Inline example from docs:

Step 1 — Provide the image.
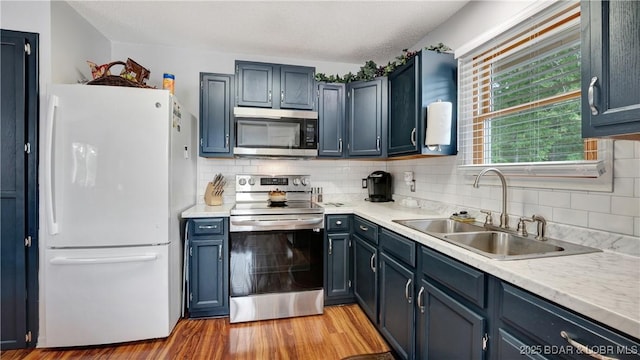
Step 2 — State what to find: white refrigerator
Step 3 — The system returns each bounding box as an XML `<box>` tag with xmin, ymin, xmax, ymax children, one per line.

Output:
<box><xmin>40</xmin><ymin>85</ymin><xmax>196</xmax><ymax>347</ymax></box>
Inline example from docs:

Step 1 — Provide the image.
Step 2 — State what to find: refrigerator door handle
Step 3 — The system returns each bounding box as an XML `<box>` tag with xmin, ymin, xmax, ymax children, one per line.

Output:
<box><xmin>46</xmin><ymin>95</ymin><xmax>60</xmax><ymax>235</ymax></box>
<box><xmin>49</xmin><ymin>254</ymin><xmax>158</xmax><ymax>265</ymax></box>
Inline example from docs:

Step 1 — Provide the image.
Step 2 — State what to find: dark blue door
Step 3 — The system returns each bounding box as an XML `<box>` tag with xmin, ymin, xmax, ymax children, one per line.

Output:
<box><xmin>1</xmin><ymin>30</ymin><xmax>29</xmax><ymax>350</ymax></box>
<box><xmin>347</xmin><ymin>79</ymin><xmax>386</xmax><ymax>157</ymax></box>
<box><xmin>200</xmin><ymin>73</ymin><xmax>234</xmax><ymax>157</ymax></box>
<box><xmin>236</xmin><ymin>63</ymin><xmax>273</xmax><ymax>108</ymax></box>
<box><xmin>318</xmin><ymin>83</ymin><xmax>346</xmax><ymax>157</ymax></box>
<box><xmin>379</xmin><ymin>253</ymin><xmax>415</xmax><ymax>360</ymax></box>
<box><xmin>280</xmin><ymin>65</ymin><xmax>315</xmax><ymax>110</ymax></box>
<box><xmin>353</xmin><ymin>235</ymin><xmax>377</xmax><ymax>323</ymax></box>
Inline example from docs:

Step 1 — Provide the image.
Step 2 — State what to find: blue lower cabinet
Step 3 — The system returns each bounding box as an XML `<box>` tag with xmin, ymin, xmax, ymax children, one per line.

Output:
<box><xmin>353</xmin><ymin>234</ymin><xmax>378</xmax><ymax>323</ymax></box>
<box><xmin>417</xmin><ymin>279</ymin><xmax>487</xmax><ymax>360</ymax></box>
<box><xmin>498</xmin><ymin>282</ymin><xmax>640</xmax><ymax>360</ymax></box>
<box><xmin>379</xmin><ymin>252</ymin><xmax>416</xmax><ymax>360</ymax></box>
<box><xmin>496</xmin><ymin>329</ymin><xmax>550</xmax><ymax>360</ymax></box>
<box><xmin>187</xmin><ymin>218</ymin><xmax>229</xmax><ymax>318</ymax></box>
<box><xmin>324</xmin><ymin>232</ymin><xmax>354</xmax><ymax>304</ymax></box>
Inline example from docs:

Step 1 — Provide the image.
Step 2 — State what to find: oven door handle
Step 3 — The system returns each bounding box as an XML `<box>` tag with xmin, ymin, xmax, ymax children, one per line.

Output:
<box><xmin>231</xmin><ymin>218</ymin><xmax>323</xmax><ymax>227</ymax></box>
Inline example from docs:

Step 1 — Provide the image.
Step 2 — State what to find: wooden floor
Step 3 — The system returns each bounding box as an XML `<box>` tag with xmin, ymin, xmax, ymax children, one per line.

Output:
<box><xmin>1</xmin><ymin>304</ymin><xmax>390</xmax><ymax>360</ymax></box>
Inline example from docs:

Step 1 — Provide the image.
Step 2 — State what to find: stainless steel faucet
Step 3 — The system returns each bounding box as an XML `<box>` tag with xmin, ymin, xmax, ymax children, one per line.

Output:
<box><xmin>473</xmin><ymin>168</ymin><xmax>509</xmax><ymax>229</ymax></box>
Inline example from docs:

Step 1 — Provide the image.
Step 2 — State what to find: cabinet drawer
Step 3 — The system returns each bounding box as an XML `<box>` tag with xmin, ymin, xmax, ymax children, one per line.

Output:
<box><xmin>380</xmin><ymin>228</ymin><xmax>415</xmax><ymax>267</ymax></box>
<box><xmin>326</xmin><ymin>215</ymin><xmax>351</xmax><ymax>232</ymax></box>
<box><xmin>353</xmin><ymin>216</ymin><xmax>378</xmax><ymax>244</ymax></box>
<box><xmin>420</xmin><ymin>246</ymin><xmax>485</xmax><ymax>308</ymax></box>
<box><xmin>500</xmin><ymin>282</ymin><xmax>640</xmax><ymax>359</ymax></box>
<box><xmin>190</xmin><ymin>218</ymin><xmax>225</xmax><ymax>236</ymax></box>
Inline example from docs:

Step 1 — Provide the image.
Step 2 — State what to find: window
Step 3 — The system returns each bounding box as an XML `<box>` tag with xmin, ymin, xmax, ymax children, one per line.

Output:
<box><xmin>457</xmin><ymin>1</ymin><xmax>609</xmax><ymax>182</ymax></box>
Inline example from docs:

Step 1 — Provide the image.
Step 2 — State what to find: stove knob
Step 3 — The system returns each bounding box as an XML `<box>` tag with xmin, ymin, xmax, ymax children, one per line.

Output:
<box><xmin>292</xmin><ymin>178</ymin><xmax>300</xmax><ymax>186</ymax></box>
<box><xmin>248</xmin><ymin>178</ymin><xmax>255</xmax><ymax>186</ymax></box>
<box><xmin>300</xmin><ymin>177</ymin><xmax>309</xmax><ymax>186</ymax></box>
<box><xmin>238</xmin><ymin>178</ymin><xmax>247</xmax><ymax>186</ymax></box>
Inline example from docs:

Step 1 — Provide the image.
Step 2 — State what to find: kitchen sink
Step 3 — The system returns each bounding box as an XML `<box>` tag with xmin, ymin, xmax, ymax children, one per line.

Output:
<box><xmin>393</xmin><ymin>218</ymin><xmax>484</xmax><ymax>234</ymax></box>
<box><xmin>393</xmin><ymin>219</ymin><xmax>601</xmax><ymax>260</ymax></box>
<box><xmin>442</xmin><ymin>231</ymin><xmax>563</xmax><ymax>259</ymax></box>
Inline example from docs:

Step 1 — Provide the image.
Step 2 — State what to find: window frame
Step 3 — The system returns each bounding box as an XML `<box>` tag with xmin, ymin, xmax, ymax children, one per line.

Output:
<box><xmin>455</xmin><ymin>0</ymin><xmax>612</xmax><ymax>192</ymax></box>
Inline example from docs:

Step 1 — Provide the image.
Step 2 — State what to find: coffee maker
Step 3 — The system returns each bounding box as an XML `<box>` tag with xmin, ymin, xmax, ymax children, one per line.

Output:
<box><xmin>366</xmin><ymin>171</ymin><xmax>393</xmax><ymax>202</ymax></box>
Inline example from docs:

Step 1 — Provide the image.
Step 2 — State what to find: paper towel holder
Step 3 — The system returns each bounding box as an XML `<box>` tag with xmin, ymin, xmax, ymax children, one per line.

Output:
<box><xmin>425</xmin><ymin>99</ymin><xmax>450</xmax><ymax>152</ymax></box>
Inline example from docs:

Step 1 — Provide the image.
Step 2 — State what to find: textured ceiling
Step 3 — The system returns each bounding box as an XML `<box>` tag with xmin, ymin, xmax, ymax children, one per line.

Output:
<box><xmin>67</xmin><ymin>1</ymin><xmax>469</xmax><ymax>65</ymax></box>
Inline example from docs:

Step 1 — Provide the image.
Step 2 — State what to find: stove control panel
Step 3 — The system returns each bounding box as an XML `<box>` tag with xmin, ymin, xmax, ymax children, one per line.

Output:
<box><xmin>236</xmin><ymin>174</ymin><xmax>311</xmax><ymax>193</ymax></box>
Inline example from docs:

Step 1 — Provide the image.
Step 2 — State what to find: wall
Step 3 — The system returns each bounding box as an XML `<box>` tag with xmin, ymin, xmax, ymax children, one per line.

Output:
<box><xmin>51</xmin><ymin>1</ymin><xmax>111</xmax><ymax>83</ymax></box>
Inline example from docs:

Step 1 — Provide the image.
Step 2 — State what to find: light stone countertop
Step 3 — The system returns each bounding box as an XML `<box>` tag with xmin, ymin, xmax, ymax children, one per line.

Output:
<box><xmin>181</xmin><ymin>200</ymin><xmax>640</xmax><ymax>339</ymax></box>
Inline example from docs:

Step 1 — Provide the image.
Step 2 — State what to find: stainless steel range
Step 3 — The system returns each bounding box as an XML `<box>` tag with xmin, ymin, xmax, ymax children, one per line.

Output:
<box><xmin>229</xmin><ymin>174</ymin><xmax>324</xmax><ymax>323</ymax></box>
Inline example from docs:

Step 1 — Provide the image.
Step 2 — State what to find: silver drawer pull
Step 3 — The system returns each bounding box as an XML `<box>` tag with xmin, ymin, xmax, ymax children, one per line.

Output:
<box><xmin>359</xmin><ymin>225</ymin><xmax>368</xmax><ymax>231</ymax></box>
<box><xmin>404</xmin><ymin>278</ymin><xmax>413</xmax><ymax>304</ymax></box>
<box><xmin>199</xmin><ymin>225</ymin><xmax>218</xmax><ymax>230</ymax></box>
<box><xmin>560</xmin><ymin>331</ymin><xmax>619</xmax><ymax>360</ymax></box>
<box><xmin>417</xmin><ymin>286</ymin><xmax>425</xmax><ymax>313</ymax></box>
<box><xmin>335</xmin><ymin>220</ymin><xmax>342</xmax><ymax>225</ymax></box>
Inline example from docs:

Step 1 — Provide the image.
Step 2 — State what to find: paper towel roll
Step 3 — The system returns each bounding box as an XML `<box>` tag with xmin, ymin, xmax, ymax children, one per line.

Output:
<box><xmin>425</xmin><ymin>101</ymin><xmax>452</xmax><ymax>146</ymax></box>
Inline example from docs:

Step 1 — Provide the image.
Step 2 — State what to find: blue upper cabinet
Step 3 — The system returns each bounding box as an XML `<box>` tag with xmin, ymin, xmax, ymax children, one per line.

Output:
<box><xmin>581</xmin><ymin>0</ymin><xmax>640</xmax><ymax>139</ymax></box>
<box><xmin>347</xmin><ymin>78</ymin><xmax>388</xmax><ymax>158</ymax></box>
<box><xmin>388</xmin><ymin>56</ymin><xmax>420</xmax><ymax>156</ymax></box>
<box><xmin>199</xmin><ymin>73</ymin><xmax>234</xmax><ymax>157</ymax></box>
<box><xmin>236</xmin><ymin>62</ymin><xmax>273</xmax><ymax>108</ymax></box>
<box><xmin>318</xmin><ymin>83</ymin><xmax>346</xmax><ymax>157</ymax></box>
<box><xmin>235</xmin><ymin>61</ymin><xmax>315</xmax><ymax>110</ymax></box>
<box><xmin>388</xmin><ymin>51</ymin><xmax>458</xmax><ymax>157</ymax></box>
<box><xmin>280</xmin><ymin>65</ymin><xmax>315</xmax><ymax>110</ymax></box>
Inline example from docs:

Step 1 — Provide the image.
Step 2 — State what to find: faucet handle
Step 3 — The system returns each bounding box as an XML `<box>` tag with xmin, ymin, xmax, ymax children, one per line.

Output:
<box><xmin>517</xmin><ymin>217</ymin><xmax>534</xmax><ymax>237</ymax></box>
<box><xmin>532</xmin><ymin>214</ymin><xmax>547</xmax><ymax>241</ymax></box>
<box><xmin>480</xmin><ymin>209</ymin><xmax>493</xmax><ymax>226</ymax></box>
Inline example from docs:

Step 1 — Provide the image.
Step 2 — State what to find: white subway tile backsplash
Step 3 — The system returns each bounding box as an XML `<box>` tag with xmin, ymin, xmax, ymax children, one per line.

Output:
<box><xmin>195</xmin><ymin>139</ymin><xmax>638</xmax><ymax>241</ymax></box>
<box><xmin>613</xmin><ymin>158</ymin><xmax>640</xmax><ymax>178</ymax></box>
<box><xmin>613</xmin><ymin>177</ymin><xmax>635</xmax><ymax>197</ymax></box>
<box><xmin>588</xmin><ymin>212</ymin><xmax>634</xmax><ymax>235</ymax></box>
<box><xmin>552</xmin><ymin>208</ymin><xmax>589</xmax><ymax>227</ymax></box>
<box><xmin>571</xmin><ymin>193</ymin><xmax>612</xmax><ymax>213</ymax></box>
<box><xmin>539</xmin><ymin>190</ymin><xmax>571</xmax><ymax>208</ymax></box>
<box><xmin>614</xmin><ymin>140</ymin><xmax>636</xmax><ymax>159</ymax></box>
<box><xmin>611</xmin><ymin>197</ymin><xmax>640</xmax><ymax>217</ymax></box>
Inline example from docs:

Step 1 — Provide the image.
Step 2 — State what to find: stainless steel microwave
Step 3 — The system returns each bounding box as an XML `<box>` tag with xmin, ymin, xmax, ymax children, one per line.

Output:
<box><xmin>233</xmin><ymin>107</ymin><xmax>318</xmax><ymax>157</ymax></box>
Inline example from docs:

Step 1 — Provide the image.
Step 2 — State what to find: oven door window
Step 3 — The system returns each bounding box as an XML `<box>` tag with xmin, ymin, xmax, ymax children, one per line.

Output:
<box><xmin>230</xmin><ymin>229</ymin><xmax>323</xmax><ymax>297</ymax></box>
<box><xmin>236</xmin><ymin>120</ymin><xmax>301</xmax><ymax>148</ymax></box>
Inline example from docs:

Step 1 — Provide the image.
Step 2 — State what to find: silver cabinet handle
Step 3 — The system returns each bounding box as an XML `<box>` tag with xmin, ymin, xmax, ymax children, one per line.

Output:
<box><xmin>404</xmin><ymin>278</ymin><xmax>413</xmax><ymax>304</ymax></box>
<box><xmin>370</xmin><ymin>253</ymin><xmax>376</xmax><ymax>273</ymax></box>
<box><xmin>560</xmin><ymin>331</ymin><xmax>618</xmax><ymax>360</ymax></box>
<box><xmin>588</xmin><ymin>76</ymin><xmax>599</xmax><ymax>115</ymax></box>
<box><xmin>376</xmin><ymin>136</ymin><xmax>381</xmax><ymax>151</ymax></box>
<box><xmin>338</xmin><ymin>138</ymin><xmax>343</xmax><ymax>153</ymax></box>
<box><xmin>328</xmin><ymin>238</ymin><xmax>333</xmax><ymax>255</ymax></box>
<box><xmin>218</xmin><ymin>245</ymin><xmax>222</xmax><ymax>261</ymax></box>
<box><xmin>198</xmin><ymin>225</ymin><xmax>218</xmax><ymax>230</ymax></box>
<box><xmin>417</xmin><ymin>286</ymin><xmax>425</xmax><ymax>313</ymax></box>
<box><xmin>268</xmin><ymin>90</ymin><xmax>272</xmax><ymax>102</ymax></box>
<box><xmin>359</xmin><ymin>225</ymin><xmax>368</xmax><ymax>231</ymax></box>
<box><xmin>410</xmin><ymin>128</ymin><xmax>417</xmax><ymax>146</ymax></box>
<box><xmin>225</xmin><ymin>134</ymin><xmax>229</xmax><ymax>148</ymax></box>
<box><xmin>281</xmin><ymin>90</ymin><xmax>284</xmax><ymax>102</ymax></box>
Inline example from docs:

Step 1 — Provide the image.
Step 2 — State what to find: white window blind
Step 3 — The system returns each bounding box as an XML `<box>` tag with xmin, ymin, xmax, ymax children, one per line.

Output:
<box><xmin>457</xmin><ymin>1</ymin><xmax>607</xmax><ymax>178</ymax></box>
